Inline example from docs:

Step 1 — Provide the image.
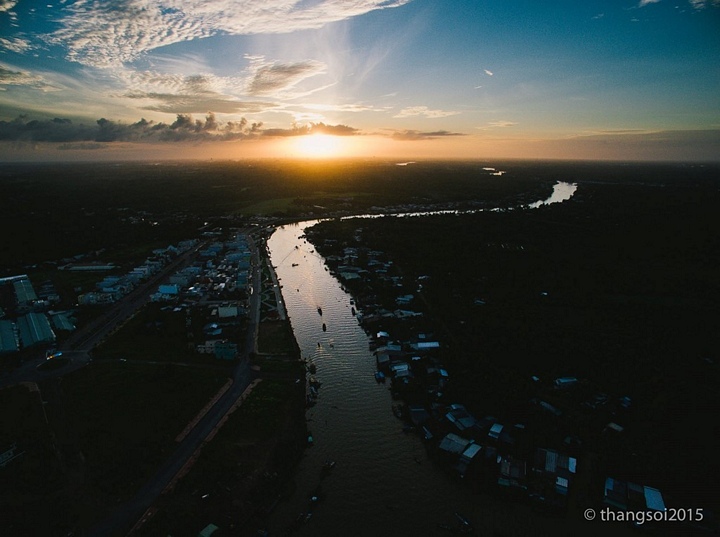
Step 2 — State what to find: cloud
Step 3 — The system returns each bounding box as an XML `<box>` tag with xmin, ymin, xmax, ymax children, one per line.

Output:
<box><xmin>299</xmin><ymin>102</ymin><xmax>390</xmax><ymax>113</ymax></box>
<box><xmin>390</xmin><ymin>129</ymin><xmax>466</xmax><ymax>141</ymax></box>
<box><xmin>485</xmin><ymin>120</ymin><xmax>517</xmax><ymax>128</ymax></box>
<box><xmin>688</xmin><ymin>0</ymin><xmax>720</xmax><ymax>8</ymax></box>
<box><xmin>0</xmin><ymin>0</ymin><xmax>18</xmax><ymax>12</ymax></box>
<box><xmin>0</xmin><ymin>65</ymin><xmax>58</xmax><ymax>92</ymax></box>
<box><xmin>262</xmin><ymin>122</ymin><xmax>359</xmax><ymax>137</ymax></box>
<box><xmin>57</xmin><ymin>142</ymin><xmax>107</xmax><ymax>151</ymax></box>
<box><xmin>125</xmin><ymin>91</ymin><xmax>277</xmax><ymax>114</ymax></box>
<box><xmin>0</xmin><ymin>113</ymin><xmax>263</xmax><ymax>143</ymax></box>
<box><xmin>638</xmin><ymin>0</ymin><xmax>661</xmax><ymax>6</ymax></box>
<box><xmin>393</xmin><ymin>106</ymin><xmax>459</xmax><ymax>119</ymax></box>
<box><xmin>483</xmin><ymin>69</ymin><xmax>493</xmax><ymax>76</ymax></box>
<box><xmin>592</xmin><ymin>13</ymin><xmax>604</xmax><ymax>19</ymax></box>
<box><xmin>245</xmin><ymin>56</ymin><xmax>326</xmax><ymax>97</ymax></box>
<box><xmin>45</xmin><ymin>1</ymin><xmax>412</xmax><ymax>69</ymax></box>
<box><xmin>0</xmin><ymin>37</ymin><xmax>32</xmax><ymax>53</ymax></box>
<box><xmin>537</xmin><ymin>129</ymin><xmax>720</xmax><ymax>161</ymax></box>
<box><xmin>0</xmin><ymin>114</ymin><xmax>360</xmax><ymax>144</ymax></box>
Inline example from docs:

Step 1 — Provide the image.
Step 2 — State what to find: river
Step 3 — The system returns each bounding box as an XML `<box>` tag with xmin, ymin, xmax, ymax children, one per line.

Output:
<box><xmin>265</xmin><ymin>182</ymin><xmax>577</xmax><ymax>536</ymax></box>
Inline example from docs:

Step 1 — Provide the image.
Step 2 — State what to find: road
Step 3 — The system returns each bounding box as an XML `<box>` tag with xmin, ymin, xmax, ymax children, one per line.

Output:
<box><xmin>88</xmin><ymin>231</ymin><xmax>264</xmax><ymax>537</ymax></box>
<box><xmin>0</xmin><ymin>240</ymin><xmax>207</xmax><ymax>391</ymax></box>
<box><xmin>1</xmin><ymin>229</ymin><xmax>266</xmax><ymax>536</ymax></box>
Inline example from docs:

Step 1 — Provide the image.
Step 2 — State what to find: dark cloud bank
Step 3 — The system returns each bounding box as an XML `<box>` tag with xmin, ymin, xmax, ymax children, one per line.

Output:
<box><xmin>0</xmin><ymin>114</ymin><xmax>359</xmax><ymax>148</ymax></box>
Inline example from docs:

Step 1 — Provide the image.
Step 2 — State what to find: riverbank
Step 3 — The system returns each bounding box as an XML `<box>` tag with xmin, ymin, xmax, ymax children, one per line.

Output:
<box><xmin>302</xmin><ymin>174</ymin><xmax>719</xmax><ymax>530</ymax></box>
<box><xmin>129</xmin><ymin>232</ymin><xmax>309</xmax><ymax>536</ymax></box>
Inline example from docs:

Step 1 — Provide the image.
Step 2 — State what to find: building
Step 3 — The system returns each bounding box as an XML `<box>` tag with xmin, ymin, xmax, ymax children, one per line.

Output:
<box><xmin>0</xmin><ymin>320</ymin><xmax>19</xmax><ymax>354</ymax></box>
<box><xmin>533</xmin><ymin>448</ymin><xmax>578</xmax><ymax>498</ymax></box>
<box><xmin>214</xmin><ymin>341</ymin><xmax>238</xmax><ymax>361</ymax></box>
<box><xmin>17</xmin><ymin>312</ymin><xmax>56</xmax><ymax>347</ymax></box>
<box><xmin>13</xmin><ymin>277</ymin><xmax>37</xmax><ymax>307</ymax></box>
<box><xmin>604</xmin><ymin>478</ymin><xmax>666</xmax><ymax>512</ymax></box>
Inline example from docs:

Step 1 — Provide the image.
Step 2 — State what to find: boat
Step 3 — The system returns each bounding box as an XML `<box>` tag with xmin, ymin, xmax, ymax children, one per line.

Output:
<box><xmin>322</xmin><ymin>323</ymin><xmax>327</xmax><ymax>332</ymax></box>
<box><xmin>351</xmin><ymin>307</ymin><xmax>356</xmax><ymax>316</ymax></box>
<box><xmin>292</xmin><ymin>263</ymin><xmax>299</xmax><ymax>267</ymax></box>
<box><xmin>374</xmin><ymin>371</ymin><xmax>385</xmax><ymax>383</ymax></box>
<box><xmin>454</xmin><ymin>512</ymin><xmax>474</xmax><ymax>533</ymax></box>
<box><xmin>317</xmin><ymin>306</ymin><xmax>322</xmax><ymax>316</ymax></box>
<box><xmin>309</xmin><ymin>376</ymin><xmax>321</xmax><ymax>387</ymax></box>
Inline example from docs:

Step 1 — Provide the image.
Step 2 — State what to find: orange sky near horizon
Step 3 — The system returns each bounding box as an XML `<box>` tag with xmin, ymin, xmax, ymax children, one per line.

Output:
<box><xmin>3</xmin><ymin>130</ymin><xmax>718</xmax><ymax>163</ymax></box>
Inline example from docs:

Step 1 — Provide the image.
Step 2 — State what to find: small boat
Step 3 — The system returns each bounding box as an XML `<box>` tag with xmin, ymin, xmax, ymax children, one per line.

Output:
<box><xmin>307</xmin><ymin>433</ymin><xmax>314</xmax><ymax>445</ymax></box>
<box><xmin>374</xmin><ymin>371</ymin><xmax>385</xmax><ymax>383</ymax></box>
<box><xmin>322</xmin><ymin>323</ymin><xmax>327</xmax><ymax>332</ymax></box>
<box><xmin>309</xmin><ymin>376</ymin><xmax>321</xmax><ymax>387</ymax></box>
<box><xmin>351</xmin><ymin>307</ymin><xmax>356</xmax><ymax>316</ymax></box>
<box><xmin>307</xmin><ymin>362</ymin><xmax>317</xmax><ymax>374</ymax></box>
<box><xmin>292</xmin><ymin>263</ymin><xmax>299</xmax><ymax>267</ymax></box>
<box><xmin>455</xmin><ymin>512</ymin><xmax>474</xmax><ymax>533</ymax></box>
<box><xmin>317</xmin><ymin>306</ymin><xmax>322</xmax><ymax>316</ymax></box>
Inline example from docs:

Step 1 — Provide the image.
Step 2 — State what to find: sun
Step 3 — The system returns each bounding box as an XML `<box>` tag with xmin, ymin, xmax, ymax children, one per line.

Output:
<box><xmin>292</xmin><ymin>133</ymin><xmax>342</xmax><ymax>158</ymax></box>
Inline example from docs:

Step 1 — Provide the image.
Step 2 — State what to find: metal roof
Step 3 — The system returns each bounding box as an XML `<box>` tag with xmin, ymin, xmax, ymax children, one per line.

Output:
<box><xmin>13</xmin><ymin>278</ymin><xmax>37</xmax><ymax>304</ymax></box>
<box><xmin>0</xmin><ymin>320</ymin><xmax>19</xmax><ymax>353</ymax></box>
<box><xmin>439</xmin><ymin>433</ymin><xmax>471</xmax><ymax>455</ymax></box>
<box><xmin>17</xmin><ymin>313</ymin><xmax>56</xmax><ymax>347</ymax></box>
<box><xmin>644</xmin><ymin>487</ymin><xmax>666</xmax><ymax>511</ymax></box>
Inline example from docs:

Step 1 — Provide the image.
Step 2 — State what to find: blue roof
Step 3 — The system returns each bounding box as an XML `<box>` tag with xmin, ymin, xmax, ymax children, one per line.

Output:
<box><xmin>0</xmin><ymin>320</ymin><xmax>19</xmax><ymax>353</ymax></box>
<box><xmin>17</xmin><ymin>313</ymin><xmax>56</xmax><ymax>347</ymax></box>
<box><xmin>644</xmin><ymin>487</ymin><xmax>666</xmax><ymax>511</ymax></box>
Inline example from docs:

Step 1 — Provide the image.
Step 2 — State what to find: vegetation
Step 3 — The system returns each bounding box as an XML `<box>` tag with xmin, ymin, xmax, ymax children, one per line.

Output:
<box><xmin>43</xmin><ymin>361</ymin><xmax>228</xmax><ymax>530</ymax></box>
<box><xmin>307</xmin><ymin>162</ymin><xmax>720</xmax><ymax>512</ymax></box>
<box><xmin>136</xmin><ymin>379</ymin><xmax>306</xmax><ymax>537</ymax></box>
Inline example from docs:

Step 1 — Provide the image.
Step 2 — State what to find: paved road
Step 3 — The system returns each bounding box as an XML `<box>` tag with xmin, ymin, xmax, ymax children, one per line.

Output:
<box><xmin>0</xmin><ymin>241</ymin><xmax>207</xmax><ymax>391</ymax></box>
<box><xmin>88</xmin><ymin>231</ymin><xmax>264</xmax><ymax>537</ymax></box>
<box><xmin>1</xmin><ymin>230</ymin><xmax>266</xmax><ymax>536</ymax></box>
<box><xmin>88</xmin><ymin>358</ymin><xmax>255</xmax><ymax>537</ymax></box>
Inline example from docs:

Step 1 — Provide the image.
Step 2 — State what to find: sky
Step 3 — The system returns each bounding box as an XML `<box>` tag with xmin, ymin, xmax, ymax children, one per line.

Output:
<box><xmin>1</xmin><ymin>0</ymin><xmax>719</xmax><ymax>161</ymax></box>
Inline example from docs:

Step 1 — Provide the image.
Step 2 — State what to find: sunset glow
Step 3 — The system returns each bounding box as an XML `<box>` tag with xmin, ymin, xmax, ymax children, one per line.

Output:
<box><xmin>0</xmin><ymin>1</ymin><xmax>718</xmax><ymax>161</ymax></box>
<box><xmin>292</xmin><ymin>134</ymin><xmax>344</xmax><ymax>159</ymax></box>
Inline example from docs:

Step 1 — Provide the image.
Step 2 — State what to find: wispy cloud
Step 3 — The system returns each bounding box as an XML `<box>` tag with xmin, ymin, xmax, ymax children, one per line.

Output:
<box><xmin>298</xmin><ymin>102</ymin><xmax>390</xmax><ymax>113</ymax></box>
<box><xmin>688</xmin><ymin>0</ymin><xmax>720</xmax><ymax>8</ymax></box>
<box><xmin>390</xmin><ymin>129</ymin><xmax>465</xmax><ymax>141</ymax></box>
<box><xmin>485</xmin><ymin>120</ymin><xmax>518</xmax><ymax>128</ymax></box>
<box><xmin>638</xmin><ymin>0</ymin><xmax>661</xmax><ymax>7</ymax></box>
<box><xmin>262</xmin><ymin>122</ymin><xmax>358</xmax><ymax>137</ymax></box>
<box><xmin>44</xmin><ymin>1</ymin><xmax>413</xmax><ymax>69</ymax></box>
<box><xmin>0</xmin><ymin>64</ymin><xmax>58</xmax><ymax>92</ymax></box>
<box><xmin>124</xmin><ymin>92</ymin><xmax>277</xmax><ymax>114</ymax></box>
<box><xmin>483</xmin><ymin>69</ymin><xmax>493</xmax><ymax>76</ymax></box>
<box><xmin>245</xmin><ymin>56</ymin><xmax>326</xmax><ymax>97</ymax></box>
<box><xmin>393</xmin><ymin>106</ymin><xmax>459</xmax><ymax>119</ymax></box>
